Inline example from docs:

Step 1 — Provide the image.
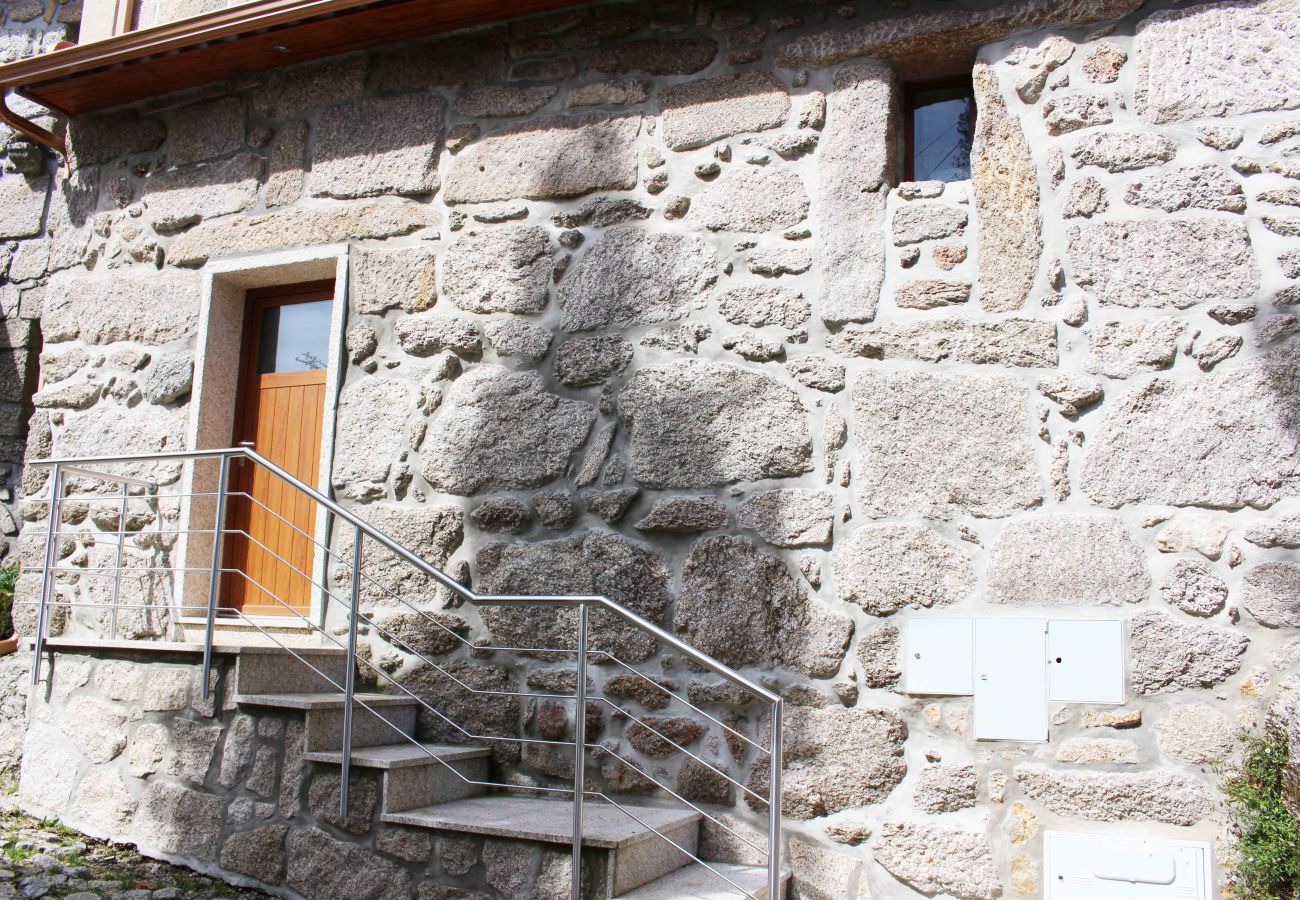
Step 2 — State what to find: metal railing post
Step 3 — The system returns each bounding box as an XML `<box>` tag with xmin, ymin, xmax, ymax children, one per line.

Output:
<box><xmin>108</xmin><ymin>481</ymin><xmax>127</xmax><ymax>641</ymax></box>
<box><xmin>571</xmin><ymin>601</ymin><xmax>588</xmax><ymax>900</ymax></box>
<box><xmin>201</xmin><ymin>455</ymin><xmax>230</xmax><ymax>699</ymax></box>
<box><xmin>31</xmin><ymin>464</ymin><xmax>62</xmax><ymax>687</ymax></box>
<box><xmin>768</xmin><ymin>698</ymin><xmax>783</xmax><ymax>900</ymax></box>
<box><xmin>340</xmin><ymin>524</ymin><xmax>362</xmax><ymax>819</ymax></box>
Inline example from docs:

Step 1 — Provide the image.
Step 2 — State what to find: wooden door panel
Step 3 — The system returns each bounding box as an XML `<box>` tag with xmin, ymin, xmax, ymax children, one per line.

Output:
<box><xmin>223</xmin><ymin>286</ymin><xmax>332</xmax><ymax>618</ymax></box>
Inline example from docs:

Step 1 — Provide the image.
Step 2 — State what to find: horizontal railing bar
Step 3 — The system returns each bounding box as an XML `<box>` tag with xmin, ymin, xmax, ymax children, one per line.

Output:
<box><xmin>34</xmin><ymin>448</ymin><xmax>242</xmax><ymax>467</ymax></box>
<box><xmin>57</xmin><ymin>465</ymin><xmax>158</xmax><ymax>488</ymax></box>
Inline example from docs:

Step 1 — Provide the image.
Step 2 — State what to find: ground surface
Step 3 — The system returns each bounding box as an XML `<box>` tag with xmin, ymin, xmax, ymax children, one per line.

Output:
<box><xmin>0</xmin><ymin>802</ymin><xmax>268</xmax><ymax>899</ymax></box>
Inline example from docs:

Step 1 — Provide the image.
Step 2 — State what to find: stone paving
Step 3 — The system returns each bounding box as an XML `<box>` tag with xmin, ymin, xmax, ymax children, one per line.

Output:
<box><xmin>0</xmin><ymin>802</ymin><xmax>266</xmax><ymax>900</ymax></box>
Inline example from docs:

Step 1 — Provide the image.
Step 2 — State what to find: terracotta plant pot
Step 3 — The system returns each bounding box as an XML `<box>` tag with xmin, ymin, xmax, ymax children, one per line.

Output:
<box><xmin>0</xmin><ymin>636</ymin><xmax>18</xmax><ymax>657</ymax></box>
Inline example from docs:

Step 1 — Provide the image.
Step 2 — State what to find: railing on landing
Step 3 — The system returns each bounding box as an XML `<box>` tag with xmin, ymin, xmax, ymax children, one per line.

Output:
<box><xmin>22</xmin><ymin>447</ymin><xmax>784</xmax><ymax>900</ymax></box>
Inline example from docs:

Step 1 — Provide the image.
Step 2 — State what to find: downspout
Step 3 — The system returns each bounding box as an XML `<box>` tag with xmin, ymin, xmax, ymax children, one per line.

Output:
<box><xmin>0</xmin><ymin>88</ymin><xmax>66</xmax><ymax>158</ymax></box>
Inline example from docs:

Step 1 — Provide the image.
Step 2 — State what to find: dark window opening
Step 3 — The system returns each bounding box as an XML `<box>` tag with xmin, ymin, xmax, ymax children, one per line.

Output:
<box><xmin>904</xmin><ymin>78</ymin><xmax>976</xmax><ymax>182</ymax></box>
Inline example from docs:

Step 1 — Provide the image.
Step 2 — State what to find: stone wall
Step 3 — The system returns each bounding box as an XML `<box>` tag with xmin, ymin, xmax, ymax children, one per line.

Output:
<box><xmin>10</xmin><ymin>0</ymin><xmax>1300</xmax><ymax>897</ymax></box>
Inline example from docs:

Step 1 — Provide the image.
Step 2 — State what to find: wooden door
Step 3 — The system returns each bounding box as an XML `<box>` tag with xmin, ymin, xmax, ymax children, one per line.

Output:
<box><xmin>223</xmin><ymin>282</ymin><xmax>333</xmax><ymax>617</ymax></box>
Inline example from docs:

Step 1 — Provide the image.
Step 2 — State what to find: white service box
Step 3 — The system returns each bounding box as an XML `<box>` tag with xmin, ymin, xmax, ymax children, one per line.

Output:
<box><xmin>904</xmin><ymin>617</ymin><xmax>974</xmax><ymax>695</ymax></box>
<box><xmin>1047</xmin><ymin>619</ymin><xmax>1125</xmax><ymax>704</ymax></box>
<box><xmin>1044</xmin><ymin>831</ymin><xmax>1212</xmax><ymax>899</ymax></box>
<box><xmin>973</xmin><ymin>618</ymin><xmax>1048</xmax><ymax>741</ymax></box>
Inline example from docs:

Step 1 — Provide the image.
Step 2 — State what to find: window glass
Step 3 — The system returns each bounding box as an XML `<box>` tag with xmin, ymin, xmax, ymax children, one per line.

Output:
<box><xmin>256</xmin><ymin>300</ymin><xmax>332</xmax><ymax>373</ymax></box>
<box><xmin>908</xmin><ymin>83</ymin><xmax>975</xmax><ymax>182</ymax></box>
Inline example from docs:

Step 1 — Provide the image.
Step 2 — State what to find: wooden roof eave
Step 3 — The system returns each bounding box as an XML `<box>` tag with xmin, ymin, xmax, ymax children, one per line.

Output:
<box><xmin>0</xmin><ymin>0</ymin><xmax>587</xmax><ymax>158</ymax></box>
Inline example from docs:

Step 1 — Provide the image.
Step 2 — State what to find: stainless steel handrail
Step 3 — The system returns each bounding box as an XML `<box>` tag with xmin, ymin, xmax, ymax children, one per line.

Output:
<box><xmin>27</xmin><ymin>447</ymin><xmax>784</xmax><ymax>900</ymax></box>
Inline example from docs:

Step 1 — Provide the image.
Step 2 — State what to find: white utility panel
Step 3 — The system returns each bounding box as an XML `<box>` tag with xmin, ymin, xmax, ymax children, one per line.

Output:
<box><xmin>903</xmin><ymin>618</ymin><xmax>973</xmax><ymax>695</ymax></box>
<box><xmin>973</xmin><ymin>618</ymin><xmax>1048</xmax><ymax>742</ymax></box>
<box><xmin>1044</xmin><ymin>831</ymin><xmax>1212</xmax><ymax>900</ymax></box>
<box><xmin>1047</xmin><ymin>619</ymin><xmax>1125</xmax><ymax>703</ymax></box>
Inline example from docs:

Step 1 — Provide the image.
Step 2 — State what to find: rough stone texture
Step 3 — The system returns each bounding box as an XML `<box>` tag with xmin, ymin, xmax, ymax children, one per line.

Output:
<box><xmin>972</xmin><ymin>62</ymin><xmax>1040</xmax><ymax>311</ymax></box>
<box><xmin>834</xmin><ymin>524</ymin><xmax>974</xmax><ymax>615</ymax></box>
<box><xmin>441</xmin><ymin>226</ymin><xmax>553</xmax><ymax>315</ymax></box>
<box><xmin>690</xmin><ymin>167</ymin><xmax>809</xmax><ymax>232</ymax></box>
<box><xmin>987</xmin><ymin>515</ymin><xmax>1149</xmax><ymax>606</ymax></box>
<box><xmin>44</xmin><ymin>270</ymin><xmax>198</xmax><ymax>345</ymax></box>
<box><xmin>141</xmin><ymin>155</ymin><xmax>261</xmax><ymax>232</ymax></box>
<box><xmin>332</xmin><ymin>378</ymin><xmax>411</xmax><ymax>500</ymax></box>
<box><xmin>454</xmin><ymin>85</ymin><xmax>556</xmax><ymax>117</ymax></box>
<box><xmin>786</xmin><ymin>357</ymin><xmax>845</xmax><ymax>393</ymax></box>
<box><xmin>1063</xmin><ymin>176</ymin><xmax>1108</xmax><ymax>218</ymax></box>
<box><xmin>818</xmin><ymin>61</ymin><xmax>893</xmax><ymax>325</ymax></box>
<box><xmin>169</xmin><ymin>202</ymin><xmax>435</xmax><ymax>266</ymax></box>
<box><xmin>445</xmin><ymin>113</ymin><xmax>639</xmax><ymax>203</ymax></box>
<box><xmin>857</xmin><ymin>623</ymin><xmax>901</xmax><ymax>688</ymax></box>
<box><xmin>484</xmin><ymin>319</ymin><xmax>552</xmax><ymax>362</ymax></box>
<box><xmin>220</xmin><ymin>825</ymin><xmax>288</xmax><ymax>884</ymax></box>
<box><xmin>1125</xmin><ymin>165</ymin><xmax>1247</xmax><ymax>213</ymax></box>
<box><xmin>754</xmin><ymin>705</ymin><xmax>905</xmax><ymax>819</ymax></box>
<box><xmin>1056</xmin><ymin>737</ymin><xmax>1139</xmax><ymax>764</ymax></box>
<box><xmin>1069</xmin><ymin>220</ymin><xmax>1258</xmax><ymax>308</ymax></box>
<box><xmin>891</xmin><ymin>203</ymin><xmax>966</xmax><ymax>246</ymax></box>
<box><xmin>588</xmin><ymin>38</ymin><xmax>718</xmax><ymax>76</ymax></box>
<box><xmin>351</xmin><ymin>246</ymin><xmax>437</xmax><ymax>315</ymax></box>
<box><xmin>1015</xmin><ymin>764</ymin><xmax>1213</xmax><ymax>825</ymax></box>
<box><xmin>333</xmin><ymin>504</ymin><xmax>463</xmax><ymax>608</ymax></box>
<box><xmin>1070</xmin><ymin>131</ymin><xmax>1177</xmax><ymax>171</ymax></box>
<box><xmin>1159</xmin><ymin>559</ymin><xmax>1228</xmax><ymax>617</ymax></box>
<box><xmin>1242</xmin><ymin>562</ymin><xmax>1300</xmax><ymax>627</ymax></box>
<box><xmin>134</xmin><ymin>782</ymin><xmax>224</xmax><ymax>860</ymax></box>
<box><xmin>677</xmin><ymin>536</ymin><xmax>851</xmax><ymax>678</ymax></box>
<box><xmin>873</xmin><ymin>822</ymin><xmax>1000</xmax><ymax>900</ymax></box>
<box><xmin>1129</xmin><ymin>610</ymin><xmax>1248</xmax><ymax>694</ymax></box>
<box><xmin>1082</xmin><ymin>348</ymin><xmax>1300</xmax><ymax>509</ymax></box>
<box><xmin>287</xmin><ymin>828</ymin><xmax>412</xmax><ymax>900</ymax></box>
<box><xmin>1135</xmin><ymin>0</ymin><xmax>1300</xmax><ymax>124</ymax></box>
<box><xmin>141</xmin><ymin>354</ymin><xmax>194</xmax><ymax>405</ymax></box>
<box><xmin>477</xmin><ymin>531</ymin><xmax>671</xmax><ymax>663</ymax></box>
<box><xmin>557</xmin><ymin>226</ymin><xmax>717</xmax><ymax>331</ymax></box>
<box><xmin>1156</xmin><ymin>703</ymin><xmax>1235</xmax><ymax>764</ymax></box>
<box><xmin>1037</xmin><ymin>374</ymin><xmax>1102</xmax><ymax>417</ymax></box>
<box><xmin>1042</xmin><ymin>94</ymin><xmax>1112</xmax><ymax>135</ymax></box>
<box><xmin>773</xmin><ymin>0</ymin><xmax>1143</xmax><ymax>74</ymax></box>
<box><xmin>914</xmin><ymin>765</ymin><xmax>977</xmax><ymax>813</ymax></box>
<box><xmin>1016</xmin><ymin>36</ymin><xmax>1073</xmax><ymax>103</ymax></box>
<box><xmin>553</xmin><ymin>336</ymin><xmax>634</xmax><ymax>387</ymax></box>
<box><xmin>1245</xmin><ymin>514</ymin><xmax>1300</xmax><ymax>549</ymax></box>
<box><xmin>395</xmin><ymin>316</ymin><xmax>481</xmax><ymax>357</ymax></box>
<box><xmin>736</xmin><ymin>489</ymin><xmax>834</xmax><ymax>548</ymax></box>
<box><xmin>620</xmin><ymin>361</ymin><xmax>810</xmax><ymax>488</ymax></box>
<box><xmin>1155</xmin><ymin>515</ymin><xmax>1228</xmax><ymax>560</ymax></box>
<box><xmin>851</xmin><ymin>371</ymin><xmax>1041</xmax><ymax>519</ymax></box>
<box><xmin>894</xmin><ymin>279</ymin><xmax>970</xmax><ymax>309</ymax></box>
<box><xmin>309</xmin><ymin>94</ymin><xmax>444</xmax><ymax>198</ymax></box>
<box><xmin>1086</xmin><ymin>319</ymin><xmax>1190</xmax><ymax>377</ymax></box>
<box><xmin>717</xmin><ymin>286</ymin><xmax>808</xmax><ymax>330</ymax></box>
<box><xmin>829</xmin><ymin>319</ymin><xmax>1057</xmax><ymax>368</ymax></box>
<box><xmin>421</xmin><ymin>366</ymin><xmax>595</xmax><ymax>494</ymax></box>
<box><xmin>1083</xmin><ymin>41</ymin><xmax>1127</xmax><ymax>82</ymax></box>
<box><xmin>659</xmin><ymin>71</ymin><xmax>789</xmax><ymax>150</ymax></box>
<box><xmin>70</xmin><ymin>767</ymin><xmax>137</xmax><ymax>835</ymax></box>
<box><xmin>633</xmin><ymin>497</ymin><xmax>728</xmax><ymax>532</ymax></box>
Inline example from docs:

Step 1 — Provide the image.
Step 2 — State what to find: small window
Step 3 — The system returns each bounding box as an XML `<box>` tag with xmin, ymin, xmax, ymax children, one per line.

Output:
<box><xmin>904</xmin><ymin>78</ymin><xmax>976</xmax><ymax>182</ymax></box>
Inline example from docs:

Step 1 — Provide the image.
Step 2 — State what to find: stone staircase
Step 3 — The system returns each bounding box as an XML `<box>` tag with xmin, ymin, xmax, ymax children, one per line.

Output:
<box><xmin>231</xmin><ymin>645</ymin><xmax>787</xmax><ymax>900</ymax></box>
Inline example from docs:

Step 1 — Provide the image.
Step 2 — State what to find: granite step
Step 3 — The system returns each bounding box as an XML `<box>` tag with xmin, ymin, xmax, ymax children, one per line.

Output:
<box><xmin>384</xmin><ymin>795</ymin><xmax>701</xmax><ymax>896</ymax></box>
<box><xmin>232</xmin><ymin>646</ymin><xmax>350</xmax><ymax>695</ymax></box>
<box><xmin>615</xmin><ymin>862</ymin><xmax>789</xmax><ymax>899</ymax></box>
<box><xmin>235</xmin><ymin>692</ymin><xmax>418</xmax><ymax>751</ymax></box>
<box><xmin>305</xmin><ymin>742</ymin><xmax>491</xmax><ymax>811</ymax></box>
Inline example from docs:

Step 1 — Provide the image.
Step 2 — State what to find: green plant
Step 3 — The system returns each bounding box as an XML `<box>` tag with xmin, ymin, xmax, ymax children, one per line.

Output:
<box><xmin>1220</xmin><ymin>727</ymin><xmax>1300</xmax><ymax>899</ymax></box>
<box><xmin>0</xmin><ymin>562</ymin><xmax>16</xmax><ymax>640</ymax></box>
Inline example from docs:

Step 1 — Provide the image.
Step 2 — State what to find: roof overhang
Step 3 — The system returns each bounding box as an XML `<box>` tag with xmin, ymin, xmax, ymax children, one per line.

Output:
<box><xmin>0</xmin><ymin>0</ymin><xmax>589</xmax><ymax>155</ymax></box>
